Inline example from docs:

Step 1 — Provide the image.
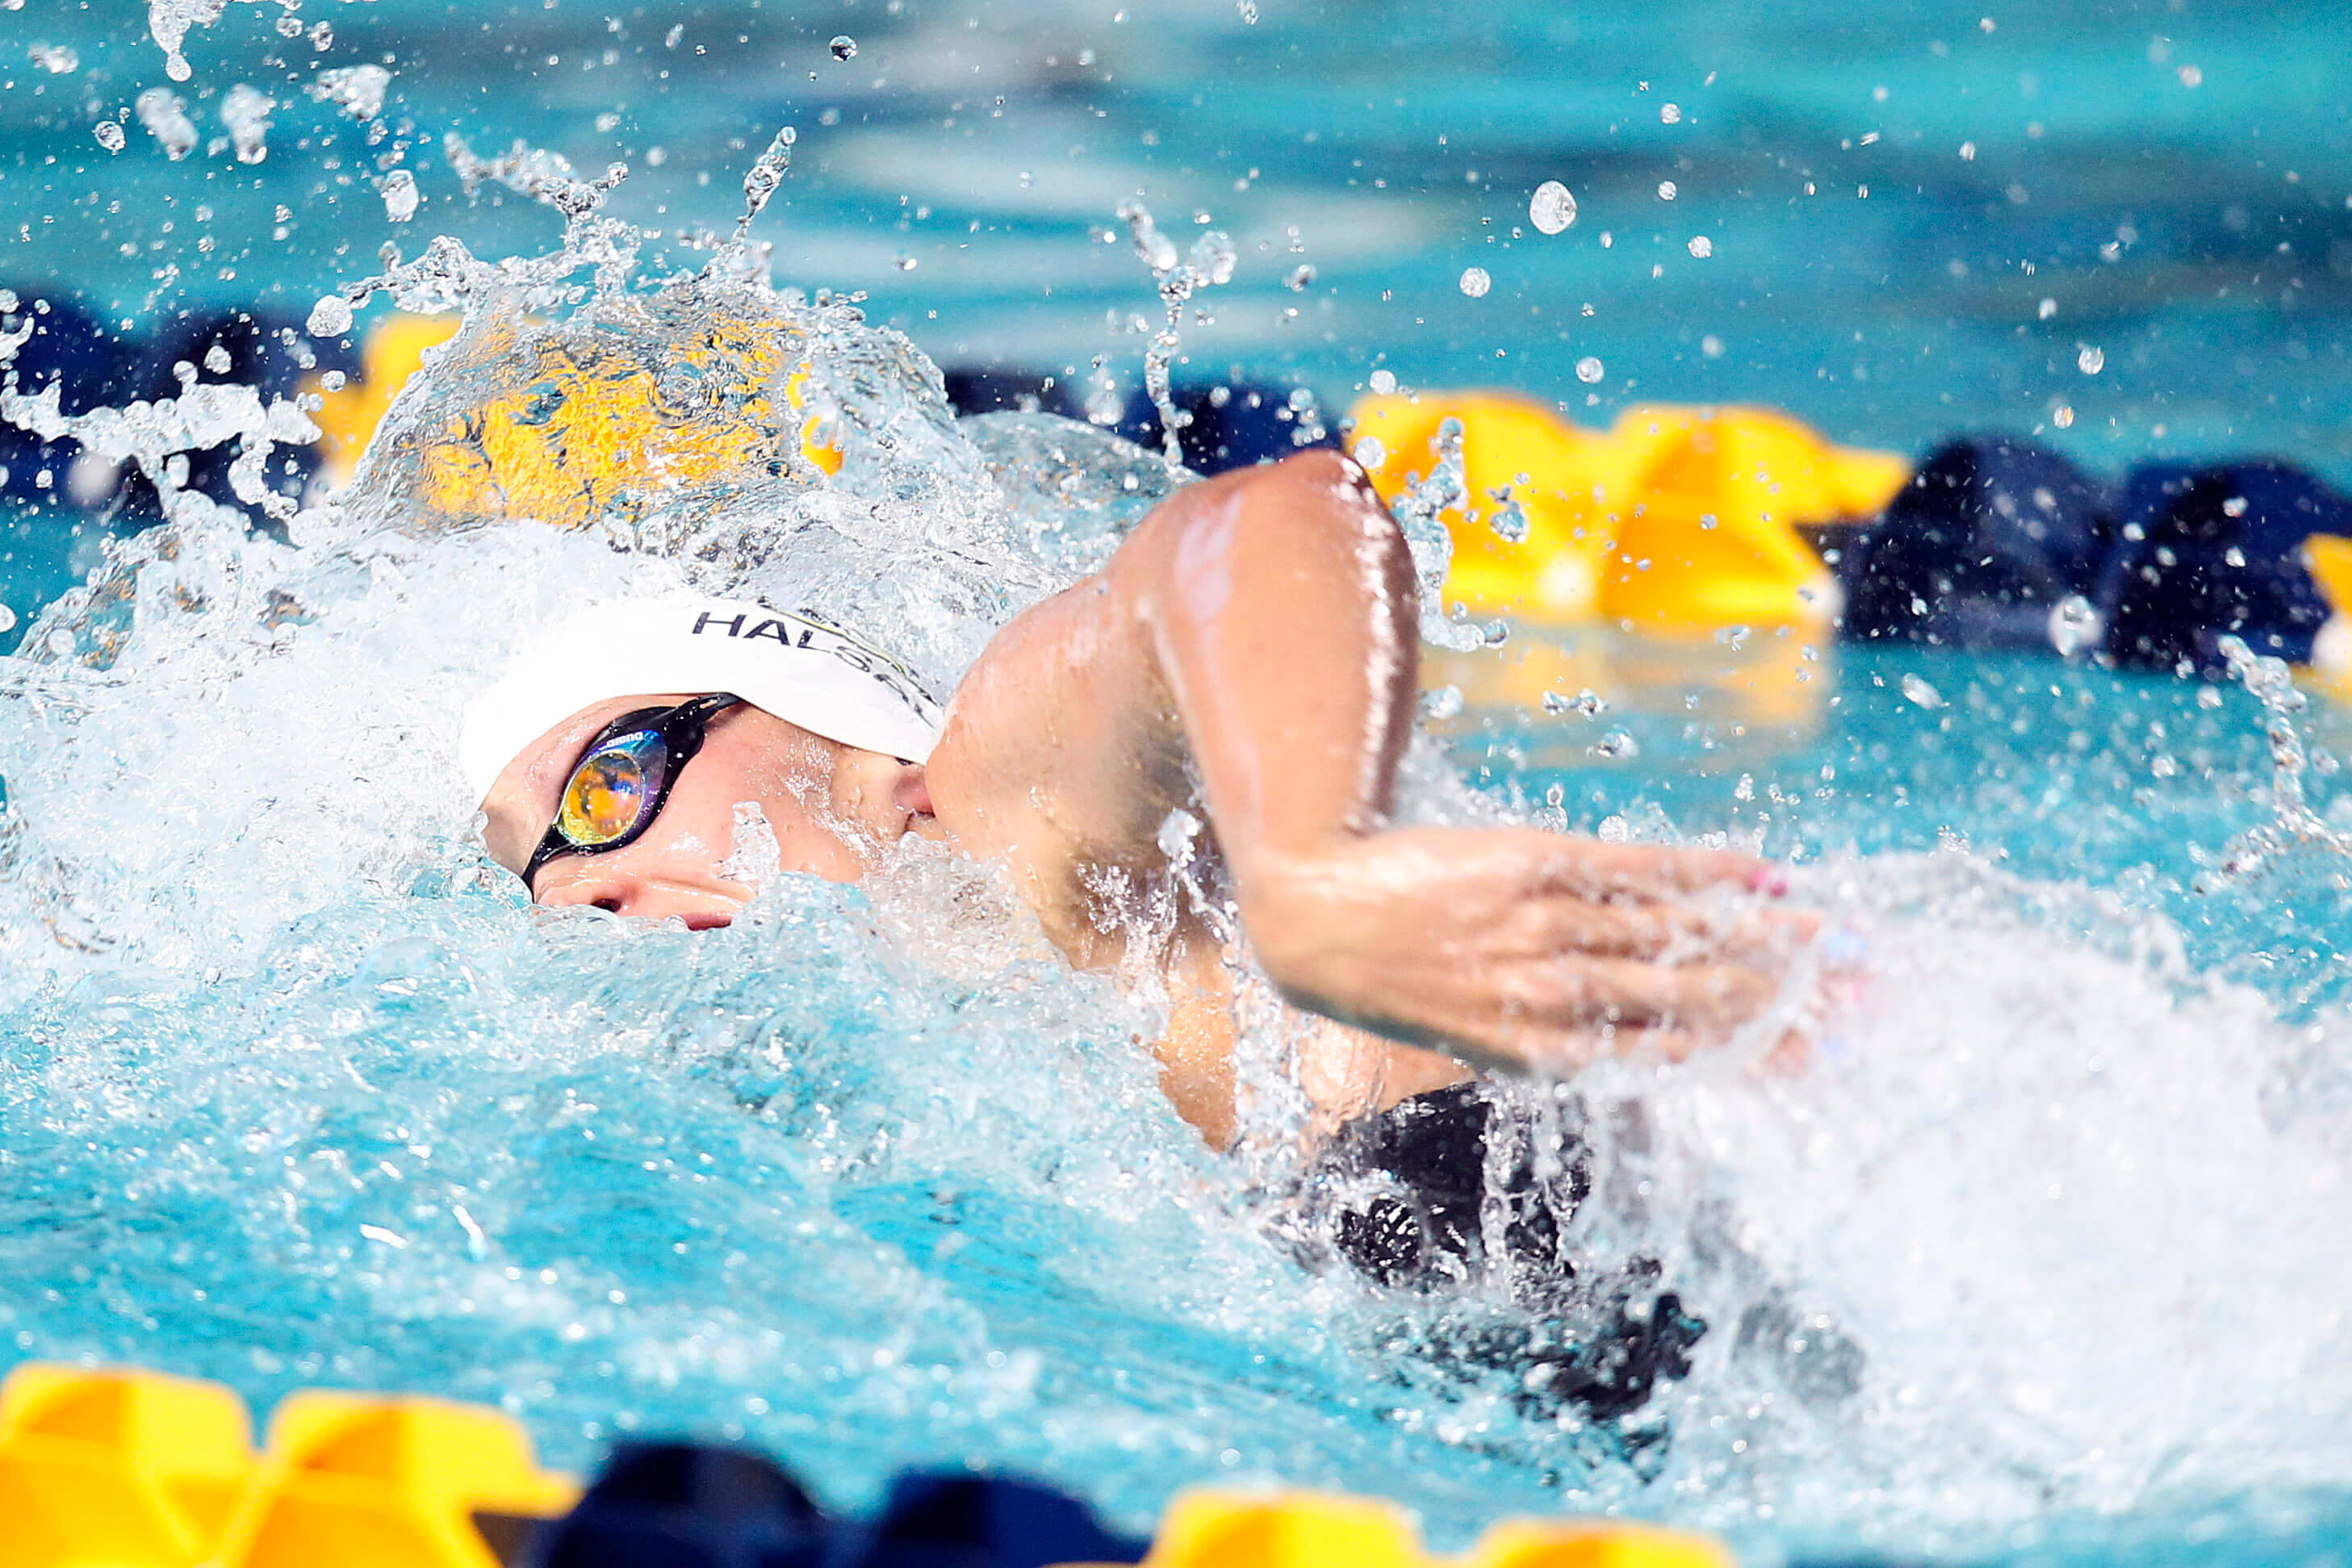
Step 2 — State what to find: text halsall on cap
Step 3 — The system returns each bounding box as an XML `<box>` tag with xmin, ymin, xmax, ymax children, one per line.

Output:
<box><xmin>459</xmin><ymin>598</ymin><xmax>945</xmax><ymax>803</ymax></box>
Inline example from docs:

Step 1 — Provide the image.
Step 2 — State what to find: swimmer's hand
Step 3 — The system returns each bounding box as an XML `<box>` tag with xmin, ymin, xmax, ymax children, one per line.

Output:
<box><xmin>1237</xmin><ymin>827</ymin><xmax>1814</xmax><ymax>1074</ymax></box>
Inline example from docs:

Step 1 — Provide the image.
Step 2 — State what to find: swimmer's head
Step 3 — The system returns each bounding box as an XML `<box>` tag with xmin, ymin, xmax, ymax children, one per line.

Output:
<box><xmin>462</xmin><ymin>599</ymin><xmax>944</xmax><ymax>923</ymax></box>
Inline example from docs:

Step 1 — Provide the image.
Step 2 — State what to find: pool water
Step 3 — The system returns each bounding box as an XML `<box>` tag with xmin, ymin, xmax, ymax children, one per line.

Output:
<box><xmin>0</xmin><ymin>2</ymin><xmax>2350</xmax><ymax>1566</ymax></box>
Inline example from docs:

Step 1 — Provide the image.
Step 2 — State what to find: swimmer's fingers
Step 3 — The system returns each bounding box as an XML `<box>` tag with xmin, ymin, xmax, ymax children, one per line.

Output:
<box><xmin>1502</xmin><ymin>955</ymin><xmax>1778</xmax><ymax>1035</ymax></box>
<box><xmin>1531</xmin><ymin>896</ymin><xmax>1821</xmax><ymax>964</ymax></box>
<box><xmin>1532</xmin><ymin>837</ymin><xmax>1789</xmax><ymax>900</ymax></box>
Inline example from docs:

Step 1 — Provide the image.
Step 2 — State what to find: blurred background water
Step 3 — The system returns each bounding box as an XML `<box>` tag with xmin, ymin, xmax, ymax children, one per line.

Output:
<box><xmin>6</xmin><ymin>0</ymin><xmax>2351</xmax><ymax>474</ymax></box>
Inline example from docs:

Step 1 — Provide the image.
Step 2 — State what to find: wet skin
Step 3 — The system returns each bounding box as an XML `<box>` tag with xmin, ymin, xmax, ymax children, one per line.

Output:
<box><xmin>480</xmin><ymin>450</ymin><xmax>1814</xmax><ymax>1146</ymax></box>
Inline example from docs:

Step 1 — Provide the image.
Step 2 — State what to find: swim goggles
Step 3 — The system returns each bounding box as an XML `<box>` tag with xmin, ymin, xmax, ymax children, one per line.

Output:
<box><xmin>524</xmin><ymin>692</ymin><xmax>743</xmax><ymax>892</ymax></box>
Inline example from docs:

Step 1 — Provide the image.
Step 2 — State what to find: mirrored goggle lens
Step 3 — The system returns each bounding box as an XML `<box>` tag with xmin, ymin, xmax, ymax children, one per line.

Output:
<box><xmin>555</xmin><ymin>731</ymin><xmax>668</xmax><ymax>847</ymax></box>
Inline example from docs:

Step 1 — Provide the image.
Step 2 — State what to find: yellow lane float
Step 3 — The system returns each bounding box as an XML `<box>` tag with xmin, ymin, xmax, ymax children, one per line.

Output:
<box><xmin>0</xmin><ymin>1361</ymin><xmax>1739</xmax><ymax>1568</ymax></box>
<box><xmin>1346</xmin><ymin>391</ymin><xmax>1907</xmax><ymax>637</ymax></box>
<box><xmin>308</xmin><ymin>302</ymin><xmax>841</xmax><ymax>533</ymax></box>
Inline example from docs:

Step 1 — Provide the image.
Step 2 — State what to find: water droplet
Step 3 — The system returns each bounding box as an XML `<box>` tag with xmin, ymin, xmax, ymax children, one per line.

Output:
<box><xmin>829</xmin><ymin>35</ymin><xmax>857</xmax><ymax>61</ymax></box>
<box><xmin>2224</xmin><ymin>495</ymin><xmax>2249</xmax><ymax>518</ymax></box>
<box><xmin>0</xmin><ymin>604</ymin><xmax>17</xmax><ymax>634</ymax></box>
<box><xmin>2053</xmin><ymin>405</ymin><xmax>2075</xmax><ymax>429</ymax></box>
<box><xmin>1900</xmin><ymin>673</ymin><xmax>1946</xmax><ymax>709</ymax></box>
<box><xmin>136</xmin><ymin>88</ymin><xmax>196</xmax><ymax>159</ymax></box>
<box><xmin>663</xmin><ymin>23</ymin><xmax>684</xmax><ymax>48</ymax></box>
<box><xmin>92</xmin><ymin>119</ymin><xmax>125</xmax><ymax>153</ymax></box>
<box><xmin>1660</xmin><ymin>102</ymin><xmax>1682</xmax><ymax>123</ymax></box>
<box><xmin>1530</xmin><ymin>180</ymin><xmax>1576</xmax><ymax>234</ymax></box>
<box><xmin>1353</xmin><ymin>436</ymin><xmax>1387</xmax><ymax>470</ymax></box>
<box><xmin>2078</xmin><ymin>345</ymin><xmax>2104</xmax><ymax>374</ymax></box>
<box><xmin>1237</xmin><ymin>0</ymin><xmax>1259</xmax><ymax>19</ymax></box>
<box><xmin>1422</xmin><ymin>684</ymin><xmax>1464</xmax><ymax>721</ymax></box>
<box><xmin>2178</xmin><ymin>64</ymin><xmax>2203</xmax><ymax>87</ymax></box>
<box><xmin>1575</xmin><ymin>356</ymin><xmax>1605</xmax><ymax>384</ymax></box>
<box><xmin>28</xmin><ymin>43</ymin><xmax>78</xmax><ymax>74</ymax></box>
<box><xmin>308</xmin><ymin>65</ymin><xmax>391</xmax><ymax>122</ymax></box>
<box><xmin>1284</xmin><ymin>262</ymin><xmax>1316</xmax><ymax>291</ymax></box>
<box><xmin>1542</xmin><ymin>688</ymin><xmax>1608</xmax><ymax>717</ymax></box>
<box><xmin>380</xmin><ymin>169</ymin><xmax>420</xmax><ymax>222</ymax></box>
<box><xmin>1960</xmin><ymin>140</ymin><xmax>1977</xmax><ymax>160</ymax></box>
<box><xmin>1657</xmin><ymin>180</ymin><xmax>1678</xmax><ymax>201</ymax></box>
<box><xmin>202</xmin><ymin>344</ymin><xmax>231</xmax><ymax>374</ymax></box>
<box><xmin>1367</xmin><ymin>368</ymin><xmax>1397</xmax><ymax>395</ymax></box>
<box><xmin>307</xmin><ymin>295</ymin><xmax>355</xmax><ymax>338</ymax></box>
<box><xmin>1592</xmin><ymin>729</ymin><xmax>1641</xmax><ymax>759</ymax></box>
<box><xmin>1458</xmin><ymin>266</ymin><xmax>1492</xmax><ymax>298</ymax></box>
<box><xmin>1688</xmin><ymin>234</ymin><xmax>1713</xmax><ymax>257</ymax></box>
<box><xmin>220</xmin><ymin>84</ymin><xmax>275</xmax><ymax>165</ymax></box>
<box><xmin>2048</xmin><ymin>595</ymin><xmax>2103</xmax><ymax>656</ymax></box>
<box><xmin>734</xmin><ymin>125</ymin><xmax>797</xmax><ymax>236</ymax></box>
<box><xmin>1488</xmin><ymin>499</ymin><xmax>1529</xmax><ymax>543</ymax></box>
<box><xmin>2038</xmin><ymin>297</ymin><xmax>2057</xmax><ymax>320</ymax></box>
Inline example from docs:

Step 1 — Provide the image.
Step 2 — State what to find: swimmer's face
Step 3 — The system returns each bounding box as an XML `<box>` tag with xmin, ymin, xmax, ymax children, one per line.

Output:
<box><xmin>479</xmin><ymin>694</ymin><xmax>935</xmax><ymax>927</ymax></box>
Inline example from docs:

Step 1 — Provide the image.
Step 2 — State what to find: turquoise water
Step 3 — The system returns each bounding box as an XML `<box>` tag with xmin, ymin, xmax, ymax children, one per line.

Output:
<box><xmin>1</xmin><ymin>2</ymin><xmax>2350</xmax><ymax>1566</ymax></box>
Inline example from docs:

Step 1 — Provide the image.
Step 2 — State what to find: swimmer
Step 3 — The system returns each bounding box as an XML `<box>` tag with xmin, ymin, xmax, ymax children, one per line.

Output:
<box><xmin>462</xmin><ymin>451</ymin><xmax>1814</xmax><ymax>1149</ymax></box>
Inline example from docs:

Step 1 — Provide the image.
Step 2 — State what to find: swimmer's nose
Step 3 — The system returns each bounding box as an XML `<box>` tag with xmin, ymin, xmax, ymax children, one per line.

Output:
<box><xmin>534</xmin><ymin>863</ymin><xmax>742</xmax><ymax>930</ymax></box>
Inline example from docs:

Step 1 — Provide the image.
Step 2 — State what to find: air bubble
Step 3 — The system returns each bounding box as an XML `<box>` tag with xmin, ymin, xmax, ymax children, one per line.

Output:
<box><xmin>1901</xmin><ymin>673</ymin><xmax>1946</xmax><ymax>709</ymax></box>
<box><xmin>1284</xmin><ymin>263</ymin><xmax>1316</xmax><ymax>291</ymax></box>
<box><xmin>1458</xmin><ymin>266</ymin><xmax>1492</xmax><ymax>298</ymax></box>
<box><xmin>830</xmin><ymin>35</ymin><xmax>857</xmax><ymax>61</ymax></box>
<box><xmin>93</xmin><ymin>119</ymin><xmax>125</xmax><ymax>153</ymax></box>
<box><xmin>1529</xmin><ymin>180</ymin><xmax>1576</xmax><ymax>234</ymax></box>
<box><xmin>2039</xmin><ymin>297</ymin><xmax>2057</xmax><ymax>320</ymax></box>
<box><xmin>203</xmin><ymin>344</ymin><xmax>231</xmax><ymax>374</ymax></box>
<box><xmin>1576</xmin><ymin>356</ymin><xmax>1605</xmax><ymax>384</ymax></box>
<box><xmin>2078</xmin><ymin>345</ymin><xmax>2104</xmax><ymax>374</ymax></box>
<box><xmin>1353</xmin><ymin>437</ymin><xmax>1387</xmax><ymax>470</ymax></box>
<box><xmin>28</xmin><ymin>44</ymin><xmax>78</xmax><ymax>75</ymax></box>
<box><xmin>1660</xmin><ymin>102</ymin><xmax>1682</xmax><ymax>123</ymax></box>
<box><xmin>1367</xmin><ymin>368</ymin><xmax>1397</xmax><ymax>395</ymax></box>
<box><xmin>1658</xmin><ymin>180</ymin><xmax>1678</xmax><ymax>201</ymax></box>
<box><xmin>1688</xmin><ymin>235</ymin><xmax>1713</xmax><ymax>257</ymax></box>
<box><xmin>1592</xmin><ymin>729</ymin><xmax>1641</xmax><ymax>759</ymax></box>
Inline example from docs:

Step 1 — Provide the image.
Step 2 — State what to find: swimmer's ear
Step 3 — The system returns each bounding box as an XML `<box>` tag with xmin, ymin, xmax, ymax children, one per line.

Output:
<box><xmin>891</xmin><ymin>763</ymin><xmax>935</xmax><ymax>822</ymax></box>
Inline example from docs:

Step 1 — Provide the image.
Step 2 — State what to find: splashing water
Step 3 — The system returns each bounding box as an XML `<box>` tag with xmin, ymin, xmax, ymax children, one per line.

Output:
<box><xmin>2</xmin><ymin>68</ymin><xmax>2351</xmax><ymax>1568</ymax></box>
<box><xmin>1384</xmin><ymin>417</ymin><xmax>1484</xmax><ymax>653</ymax></box>
<box><xmin>1113</xmin><ymin>200</ymin><xmax>1235</xmax><ymax>468</ymax></box>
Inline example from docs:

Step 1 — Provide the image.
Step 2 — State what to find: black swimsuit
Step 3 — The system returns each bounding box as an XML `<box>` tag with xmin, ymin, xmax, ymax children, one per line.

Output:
<box><xmin>1303</xmin><ymin>1082</ymin><xmax>1705</xmax><ymax>1425</ymax></box>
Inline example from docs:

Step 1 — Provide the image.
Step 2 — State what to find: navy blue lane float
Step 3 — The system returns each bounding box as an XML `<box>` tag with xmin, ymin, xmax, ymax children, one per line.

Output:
<box><xmin>516</xmin><ymin>1441</ymin><xmax>1145</xmax><ymax>1568</ymax></box>
<box><xmin>1835</xmin><ymin>433</ymin><xmax>2352</xmax><ymax>673</ymax></box>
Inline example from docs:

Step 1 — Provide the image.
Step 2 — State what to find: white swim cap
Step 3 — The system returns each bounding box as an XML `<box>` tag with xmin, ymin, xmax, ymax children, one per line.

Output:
<box><xmin>458</xmin><ymin>597</ymin><xmax>945</xmax><ymax>804</ymax></box>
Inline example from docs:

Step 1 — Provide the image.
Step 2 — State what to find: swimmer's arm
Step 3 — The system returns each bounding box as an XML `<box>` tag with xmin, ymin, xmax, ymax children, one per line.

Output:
<box><xmin>933</xmin><ymin>450</ymin><xmax>1801</xmax><ymax>1073</ymax></box>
